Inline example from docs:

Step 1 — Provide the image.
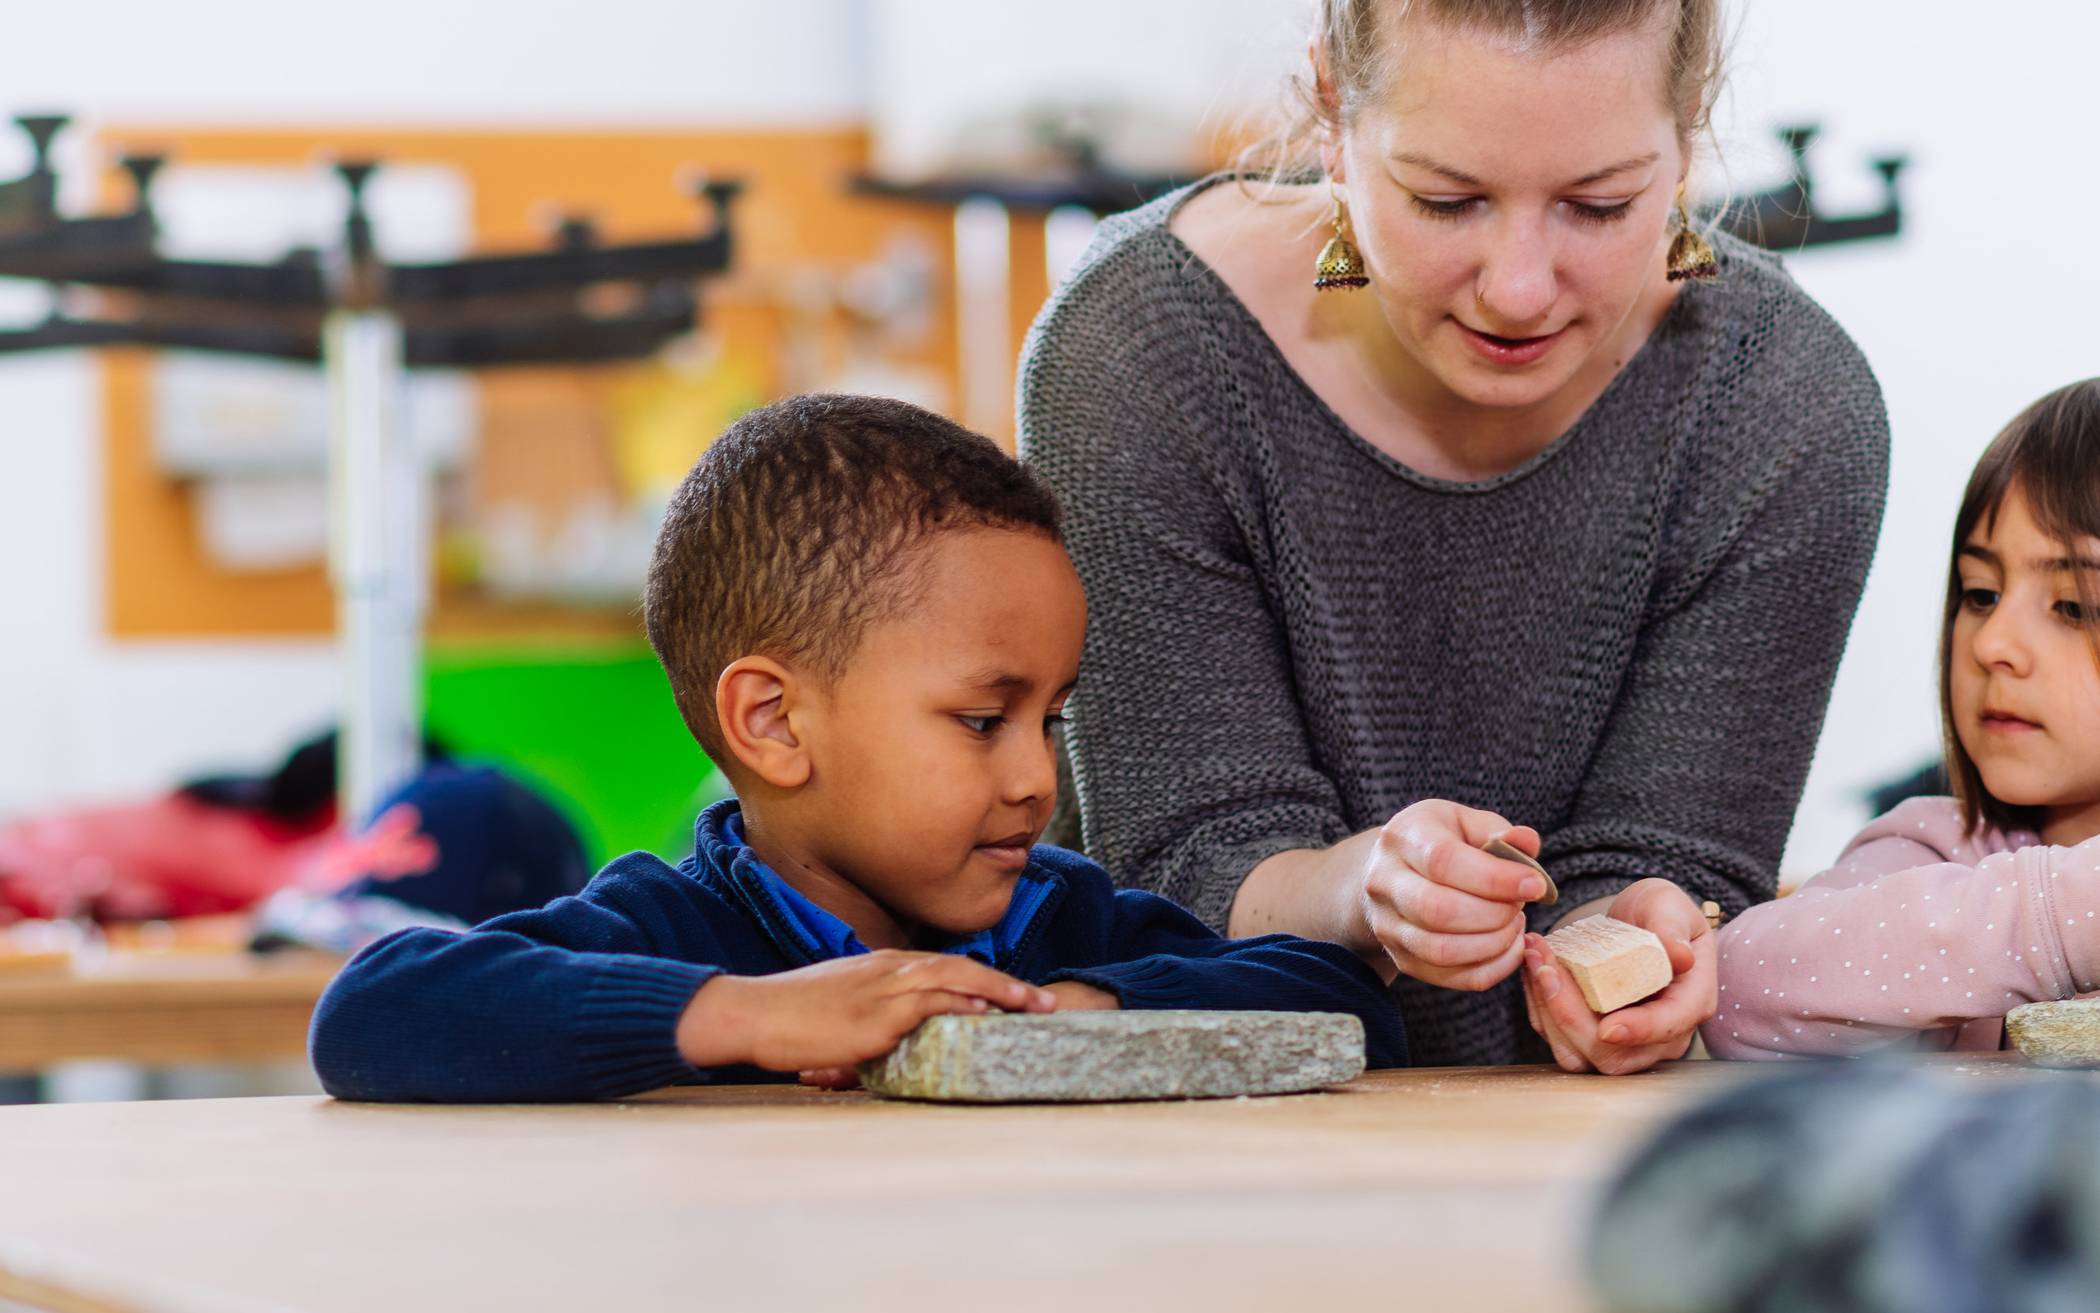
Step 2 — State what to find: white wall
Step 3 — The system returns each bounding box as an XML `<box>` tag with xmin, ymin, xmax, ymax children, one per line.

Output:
<box><xmin>1716</xmin><ymin>3</ymin><xmax>2100</xmax><ymax>872</ymax></box>
<box><xmin>2</xmin><ymin>0</ymin><xmax>869</xmax><ymax>126</ymax></box>
<box><xmin>869</xmin><ymin>0</ymin><xmax>1299</xmax><ymax>179</ymax></box>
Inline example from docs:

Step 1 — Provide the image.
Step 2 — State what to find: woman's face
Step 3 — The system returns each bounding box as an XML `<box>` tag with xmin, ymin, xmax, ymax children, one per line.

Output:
<box><xmin>1329</xmin><ymin>17</ymin><xmax>1687</xmax><ymax>411</ymax></box>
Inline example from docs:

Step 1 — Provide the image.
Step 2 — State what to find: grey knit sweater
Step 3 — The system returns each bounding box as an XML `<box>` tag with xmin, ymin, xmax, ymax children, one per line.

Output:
<box><xmin>1017</xmin><ymin>181</ymin><xmax>1890</xmax><ymax>1066</ymax></box>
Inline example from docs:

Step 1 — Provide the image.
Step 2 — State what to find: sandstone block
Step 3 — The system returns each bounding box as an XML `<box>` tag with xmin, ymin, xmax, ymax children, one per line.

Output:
<box><xmin>1545</xmin><ymin>916</ymin><xmax>1672</xmax><ymax>1013</ymax></box>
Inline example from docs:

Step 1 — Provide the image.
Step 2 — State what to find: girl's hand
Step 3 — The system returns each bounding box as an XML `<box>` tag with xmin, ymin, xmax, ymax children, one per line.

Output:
<box><xmin>1521</xmin><ymin>878</ymin><xmax>1718</xmax><ymax>1074</ymax></box>
<box><xmin>1360</xmin><ymin>799</ymin><xmax>1547</xmax><ymax>991</ymax></box>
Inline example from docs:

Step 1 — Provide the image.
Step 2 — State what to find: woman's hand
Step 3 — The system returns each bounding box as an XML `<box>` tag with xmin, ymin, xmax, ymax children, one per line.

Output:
<box><xmin>1521</xmin><ymin>878</ymin><xmax>1718</xmax><ymax>1074</ymax></box>
<box><xmin>1359</xmin><ymin>799</ymin><xmax>1547</xmax><ymax>991</ymax></box>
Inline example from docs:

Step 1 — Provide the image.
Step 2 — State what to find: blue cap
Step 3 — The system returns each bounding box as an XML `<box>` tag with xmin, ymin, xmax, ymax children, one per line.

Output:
<box><xmin>340</xmin><ymin>765</ymin><xmax>591</xmax><ymax>925</ymax></box>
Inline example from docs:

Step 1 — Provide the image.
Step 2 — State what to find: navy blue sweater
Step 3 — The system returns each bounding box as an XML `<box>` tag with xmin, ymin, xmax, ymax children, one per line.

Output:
<box><xmin>310</xmin><ymin>801</ymin><xmax>1407</xmax><ymax>1100</ymax></box>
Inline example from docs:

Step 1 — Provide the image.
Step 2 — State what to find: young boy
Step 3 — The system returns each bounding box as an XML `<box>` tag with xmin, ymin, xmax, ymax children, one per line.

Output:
<box><xmin>310</xmin><ymin>395</ymin><xmax>1407</xmax><ymax>1101</ymax></box>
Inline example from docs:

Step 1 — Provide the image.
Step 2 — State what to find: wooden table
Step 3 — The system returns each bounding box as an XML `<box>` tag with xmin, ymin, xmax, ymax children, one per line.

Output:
<box><xmin>0</xmin><ymin>948</ymin><xmax>342</xmax><ymax>1069</ymax></box>
<box><xmin>0</xmin><ymin>1056</ymin><xmax>2003</xmax><ymax>1313</ymax></box>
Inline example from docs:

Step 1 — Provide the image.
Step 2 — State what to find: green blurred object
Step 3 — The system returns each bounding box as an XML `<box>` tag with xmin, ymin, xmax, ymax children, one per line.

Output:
<box><xmin>423</xmin><ymin>643</ymin><xmax>726</xmax><ymax>866</ymax></box>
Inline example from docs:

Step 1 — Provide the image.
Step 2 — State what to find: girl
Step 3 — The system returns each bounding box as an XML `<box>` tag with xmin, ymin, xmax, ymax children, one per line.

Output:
<box><xmin>1707</xmin><ymin>378</ymin><xmax>2100</xmax><ymax>1058</ymax></box>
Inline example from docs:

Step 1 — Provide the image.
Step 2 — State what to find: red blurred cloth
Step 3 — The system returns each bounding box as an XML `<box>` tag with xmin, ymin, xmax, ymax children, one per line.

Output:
<box><xmin>0</xmin><ymin>794</ymin><xmax>340</xmax><ymax>923</ymax></box>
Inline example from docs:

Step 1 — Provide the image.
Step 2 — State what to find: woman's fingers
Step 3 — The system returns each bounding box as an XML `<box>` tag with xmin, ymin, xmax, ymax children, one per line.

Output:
<box><xmin>1386</xmin><ymin>872</ymin><xmax>1532</xmax><ymax>933</ymax></box>
<box><xmin>1375</xmin><ymin>905</ymin><xmax>1527</xmax><ymax>989</ymax></box>
<box><xmin>1385</xmin><ymin>907</ymin><xmax>1527</xmax><ymax>966</ymax></box>
<box><xmin>1441</xmin><ymin>923</ymin><xmax>1529</xmax><ymax>991</ymax></box>
<box><xmin>1524</xmin><ymin>932</ymin><xmax>1707</xmax><ymax>1071</ymax></box>
<box><xmin>1596</xmin><ymin>971</ymin><xmax>1698</xmax><ymax>1046</ymax></box>
<box><xmin>1397</xmin><ymin>832</ymin><xmax>1548</xmax><ymax>903</ymax></box>
<box><xmin>1659</xmin><ymin>933</ymin><xmax>1696</xmax><ymax>975</ymax></box>
<box><xmin>1530</xmin><ymin>951</ymin><xmax>1601</xmax><ymax>1048</ymax></box>
<box><xmin>1589</xmin><ymin>1040</ymin><xmax>1684</xmax><ymax>1077</ymax></box>
<box><xmin>1522</xmin><ymin>962</ymin><xmax>1594</xmax><ymax>1072</ymax></box>
<box><xmin>1610</xmin><ymin>878</ymin><xmax>1710</xmax><ymax>946</ymax></box>
<box><xmin>1365</xmin><ymin>803</ymin><xmax>1571</xmax><ymax>992</ymax></box>
<box><xmin>1597</xmin><ymin>936</ymin><xmax>1715</xmax><ymax>1048</ymax></box>
<box><xmin>1483</xmin><ymin>825</ymin><xmax>1543</xmax><ymax>860</ymax></box>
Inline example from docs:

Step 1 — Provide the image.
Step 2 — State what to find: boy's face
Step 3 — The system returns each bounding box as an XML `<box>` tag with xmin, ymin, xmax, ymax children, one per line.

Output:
<box><xmin>794</xmin><ymin>526</ymin><xmax>1085</xmax><ymax>937</ymax></box>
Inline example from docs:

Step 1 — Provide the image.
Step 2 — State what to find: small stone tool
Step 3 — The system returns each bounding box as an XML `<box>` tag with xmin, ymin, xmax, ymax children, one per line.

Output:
<box><xmin>1483</xmin><ymin>836</ymin><xmax>1559</xmax><ymax>906</ymax></box>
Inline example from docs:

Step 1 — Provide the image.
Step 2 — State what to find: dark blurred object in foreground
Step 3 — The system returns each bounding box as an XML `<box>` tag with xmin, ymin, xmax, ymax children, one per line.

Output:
<box><xmin>1591</xmin><ymin>1063</ymin><xmax>2100</xmax><ymax>1313</ymax></box>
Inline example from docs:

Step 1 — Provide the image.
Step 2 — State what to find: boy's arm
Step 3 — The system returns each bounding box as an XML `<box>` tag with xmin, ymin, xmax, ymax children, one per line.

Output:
<box><xmin>311</xmin><ymin>857</ymin><xmax>1062</xmax><ymax>1102</ymax></box>
<box><xmin>1043</xmin><ymin>884</ymin><xmax>1409</xmax><ymax>1068</ymax></box>
<box><xmin>309</xmin><ymin>858</ymin><xmax>724</xmax><ymax>1102</ymax></box>
<box><xmin>1704</xmin><ymin>835</ymin><xmax>2100</xmax><ymax>1060</ymax></box>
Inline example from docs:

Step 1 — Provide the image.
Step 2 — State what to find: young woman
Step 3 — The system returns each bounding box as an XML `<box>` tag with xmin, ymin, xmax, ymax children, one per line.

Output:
<box><xmin>1019</xmin><ymin>0</ymin><xmax>1889</xmax><ymax>1070</ymax></box>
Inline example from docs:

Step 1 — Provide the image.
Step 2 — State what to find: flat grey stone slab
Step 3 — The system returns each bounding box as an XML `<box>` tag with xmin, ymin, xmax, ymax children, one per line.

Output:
<box><xmin>858</xmin><ymin>1010</ymin><xmax>1366</xmax><ymax>1103</ymax></box>
<box><xmin>2007</xmin><ymin>999</ymin><xmax>2100</xmax><ymax>1067</ymax></box>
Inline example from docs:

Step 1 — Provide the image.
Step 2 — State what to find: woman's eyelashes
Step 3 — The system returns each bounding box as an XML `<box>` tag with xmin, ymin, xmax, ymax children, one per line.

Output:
<box><xmin>1961</xmin><ymin>586</ymin><xmax>2000</xmax><ymax>612</ymax></box>
<box><xmin>1567</xmin><ymin>199</ymin><xmax>1635</xmax><ymax>225</ymax></box>
<box><xmin>1402</xmin><ymin>193</ymin><xmax>1636</xmax><ymax>225</ymax></box>
<box><xmin>1407</xmin><ymin>194</ymin><xmax>1478</xmax><ymax>221</ymax></box>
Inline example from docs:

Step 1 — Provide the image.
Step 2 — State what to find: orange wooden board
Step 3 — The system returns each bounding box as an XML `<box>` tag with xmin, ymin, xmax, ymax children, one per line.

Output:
<box><xmin>0</xmin><ymin>947</ymin><xmax>341</xmax><ymax>1068</ymax></box>
<box><xmin>94</xmin><ymin>124</ymin><xmax>1052</xmax><ymax>640</ymax></box>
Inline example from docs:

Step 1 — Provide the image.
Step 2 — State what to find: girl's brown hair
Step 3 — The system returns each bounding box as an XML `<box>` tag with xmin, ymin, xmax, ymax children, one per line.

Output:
<box><xmin>1941</xmin><ymin>378</ymin><xmax>2100</xmax><ymax>836</ymax></box>
<box><xmin>1240</xmin><ymin>0</ymin><xmax>1728</xmax><ymax>181</ymax></box>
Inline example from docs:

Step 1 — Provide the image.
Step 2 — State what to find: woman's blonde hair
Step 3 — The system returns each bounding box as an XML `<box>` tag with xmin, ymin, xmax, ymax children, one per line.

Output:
<box><xmin>1241</xmin><ymin>0</ymin><xmax>1727</xmax><ymax>181</ymax></box>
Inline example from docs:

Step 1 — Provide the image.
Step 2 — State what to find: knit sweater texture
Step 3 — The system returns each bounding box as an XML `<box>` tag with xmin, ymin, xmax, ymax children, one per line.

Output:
<box><xmin>1018</xmin><ymin>179</ymin><xmax>1890</xmax><ymax>1065</ymax></box>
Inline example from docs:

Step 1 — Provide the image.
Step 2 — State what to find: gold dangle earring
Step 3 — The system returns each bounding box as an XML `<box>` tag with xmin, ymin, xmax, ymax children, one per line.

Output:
<box><xmin>1666</xmin><ymin>185</ymin><xmax>1718</xmax><ymax>283</ymax></box>
<box><xmin>1314</xmin><ymin>182</ymin><xmax>1369</xmax><ymax>291</ymax></box>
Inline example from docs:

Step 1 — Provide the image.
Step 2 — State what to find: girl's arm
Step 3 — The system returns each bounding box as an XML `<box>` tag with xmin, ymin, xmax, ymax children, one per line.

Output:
<box><xmin>1704</xmin><ymin>808</ymin><xmax>2100</xmax><ymax>1059</ymax></box>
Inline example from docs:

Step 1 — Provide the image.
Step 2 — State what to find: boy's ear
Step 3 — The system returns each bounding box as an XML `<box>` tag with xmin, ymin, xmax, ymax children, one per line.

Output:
<box><xmin>714</xmin><ymin>656</ymin><xmax>813</xmax><ymax>789</ymax></box>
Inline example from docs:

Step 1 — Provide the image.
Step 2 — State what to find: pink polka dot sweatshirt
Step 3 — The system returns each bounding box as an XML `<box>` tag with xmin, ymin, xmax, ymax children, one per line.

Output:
<box><xmin>1704</xmin><ymin>796</ymin><xmax>2100</xmax><ymax>1059</ymax></box>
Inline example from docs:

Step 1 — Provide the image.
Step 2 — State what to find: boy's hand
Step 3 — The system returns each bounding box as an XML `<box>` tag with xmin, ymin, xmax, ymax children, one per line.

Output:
<box><xmin>676</xmin><ymin>951</ymin><xmax>1056</xmax><ymax>1072</ymax></box>
<box><xmin>1044</xmin><ymin>980</ymin><xmax>1120</xmax><ymax>1010</ymax></box>
<box><xmin>794</xmin><ymin>978</ymin><xmax>1118</xmax><ymax>1089</ymax></box>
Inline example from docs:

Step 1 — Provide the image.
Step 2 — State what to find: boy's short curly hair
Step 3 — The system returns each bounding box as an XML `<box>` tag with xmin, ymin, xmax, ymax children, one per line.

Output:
<box><xmin>645</xmin><ymin>393</ymin><xmax>1064</xmax><ymax>764</ymax></box>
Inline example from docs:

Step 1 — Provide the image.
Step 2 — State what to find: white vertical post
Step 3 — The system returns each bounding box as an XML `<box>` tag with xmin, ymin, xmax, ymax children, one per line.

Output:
<box><xmin>1043</xmin><ymin>204</ymin><xmax>1099</xmax><ymax>289</ymax></box>
<box><xmin>952</xmin><ymin>196</ymin><xmax>1011</xmax><ymax>435</ymax></box>
<box><xmin>326</xmin><ymin>308</ymin><xmax>422</xmax><ymax>824</ymax></box>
